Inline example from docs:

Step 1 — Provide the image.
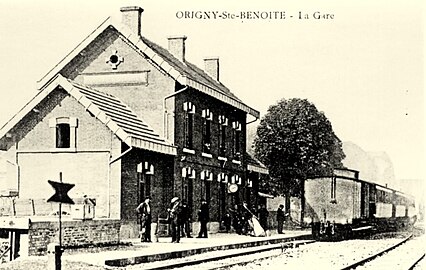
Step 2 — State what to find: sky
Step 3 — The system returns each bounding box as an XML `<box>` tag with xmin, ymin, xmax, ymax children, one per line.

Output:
<box><xmin>0</xmin><ymin>0</ymin><xmax>423</xmax><ymax>181</ymax></box>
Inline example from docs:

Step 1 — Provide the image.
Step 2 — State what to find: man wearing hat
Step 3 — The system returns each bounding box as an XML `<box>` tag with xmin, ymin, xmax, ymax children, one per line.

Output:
<box><xmin>197</xmin><ymin>199</ymin><xmax>209</xmax><ymax>238</ymax></box>
<box><xmin>180</xmin><ymin>200</ymin><xmax>192</xmax><ymax>238</ymax></box>
<box><xmin>136</xmin><ymin>196</ymin><xmax>152</xmax><ymax>242</ymax></box>
<box><xmin>168</xmin><ymin>197</ymin><xmax>182</xmax><ymax>243</ymax></box>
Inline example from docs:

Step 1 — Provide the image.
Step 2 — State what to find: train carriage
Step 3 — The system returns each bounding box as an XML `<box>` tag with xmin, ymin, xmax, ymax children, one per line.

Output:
<box><xmin>304</xmin><ymin>168</ymin><xmax>416</xmax><ymax>240</ymax></box>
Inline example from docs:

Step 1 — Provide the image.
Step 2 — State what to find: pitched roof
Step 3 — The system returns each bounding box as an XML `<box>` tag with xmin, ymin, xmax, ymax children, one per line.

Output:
<box><xmin>140</xmin><ymin>36</ymin><xmax>242</xmax><ymax>103</ymax></box>
<box><xmin>37</xmin><ymin>17</ymin><xmax>259</xmax><ymax>118</ymax></box>
<box><xmin>0</xmin><ymin>75</ymin><xmax>176</xmax><ymax>155</ymax></box>
<box><xmin>245</xmin><ymin>152</ymin><xmax>269</xmax><ymax>175</ymax></box>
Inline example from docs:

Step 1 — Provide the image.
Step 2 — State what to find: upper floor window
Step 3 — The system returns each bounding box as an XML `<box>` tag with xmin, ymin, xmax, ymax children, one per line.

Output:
<box><xmin>56</xmin><ymin>123</ymin><xmax>70</xmax><ymax>148</ymax></box>
<box><xmin>183</xmin><ymin>102</ymin><xmax>195</xmax><ymax>150</ymax></box>
<box><xmin>232</xmin><ymin>121</ymin><xmax>242</xmax><ymax>161</ymax></box>
<box><xmin>218</xmin><ymin>115</ymin><xmax>228</xmax><ymax>157</ymax></box>
<box><xmin>49</xmin><ymin>117</ymin><xmax>78</xmax><ymax>150</ymax></box>
<box><xmin>202</xmin><ymin>109</ymin><xmax>213</xmax><ymax>154</ymax></box>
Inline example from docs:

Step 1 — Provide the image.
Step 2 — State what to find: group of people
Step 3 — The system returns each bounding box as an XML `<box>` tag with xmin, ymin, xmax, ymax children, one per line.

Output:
<box><xmin>136</xmin><ymin>197</ymin><xmax>289</xmax><ymax>243</ymax></box>
<box><xmin>224</xmin><ymin>202</ymin><xmax>270</xmax><ymax>236</ymax></box>
<box><xmin>225</xmin><ymin>203</ymin><xmax>289</xmax><ymax>235</ymax></box>
<box><xmin>136</xmin><ymin>196</ymin><xmax>209</xmax><ymax>243</ymax></box>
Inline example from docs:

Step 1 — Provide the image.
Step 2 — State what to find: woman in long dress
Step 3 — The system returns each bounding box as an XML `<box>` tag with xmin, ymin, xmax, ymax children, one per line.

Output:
<box><xmin>242</xmin><ymin>202</ymin><xmax>266</xmax><ymax>237</ymax></box>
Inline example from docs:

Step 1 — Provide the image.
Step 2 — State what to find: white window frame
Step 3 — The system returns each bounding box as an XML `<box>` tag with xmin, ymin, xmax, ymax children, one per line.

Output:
<box><xmin>49</xmin><ymin>117</ymin><xmax>78</xmax><ymax>152</ymax></box>
<box><xmin>200</xmin><ymin>170</ymin><xmax>213</xmax><ymax>181</ymax></box>
<box><xmin>182</xmin><ymin>167</ymin><xmax>196</xmax><ymax>179</ymax></box>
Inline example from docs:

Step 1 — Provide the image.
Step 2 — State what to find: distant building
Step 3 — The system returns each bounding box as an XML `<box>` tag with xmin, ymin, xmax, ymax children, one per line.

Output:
<box><xmin>400</xmin><ymin>179</ymin><xmax>424</xmax><ymax>221</ymax></box>
<box><xmin>342</xmin><ymin>142</ymin><xmax>398</xmax><ymax>188</ymax></box>
<box><xmin>0</xmin><ymin>6</ymin><xmax>268</xmax><ymax>253</ymax></box>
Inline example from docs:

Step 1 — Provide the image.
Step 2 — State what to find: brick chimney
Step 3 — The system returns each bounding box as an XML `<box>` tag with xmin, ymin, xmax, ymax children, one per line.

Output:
<box><xmin>120</xmin><ymin>6</ymin><xmax>144</xmax><ymax>37</ymax></box>
<box><xmin>168</xmin><ymin>36</ymin><xmax>187</xmax><ymax>62</ymax></box>
<box><xmin>204</xmin><ymin>57</ymin><xmax>219</xmax><ymax>81</ymax></box>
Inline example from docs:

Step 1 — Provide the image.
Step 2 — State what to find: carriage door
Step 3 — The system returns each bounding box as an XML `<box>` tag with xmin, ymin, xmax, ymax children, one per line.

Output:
<box><xmin>368</xmin><ymin>184</ymin><xmax>376</xmax><ymax>219</ymax></box>
<box><xmin>360</xmin><ymin>182</ymin><xmax>369</xmax><ymax>218</ymax></box>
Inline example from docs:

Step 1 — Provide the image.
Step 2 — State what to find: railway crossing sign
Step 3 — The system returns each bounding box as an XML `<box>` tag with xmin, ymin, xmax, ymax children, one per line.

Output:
<box><xmin>47</xmin><ymin>180</ymin><xmax>75</xmax><ymax>205</ymax></box>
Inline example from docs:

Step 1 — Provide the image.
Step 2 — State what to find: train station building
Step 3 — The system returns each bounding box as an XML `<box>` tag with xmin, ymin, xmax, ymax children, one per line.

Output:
<box><xmin>0</xmin><ymin>6</ymin><xmax>269</xmax><ymax>258</ymax></box>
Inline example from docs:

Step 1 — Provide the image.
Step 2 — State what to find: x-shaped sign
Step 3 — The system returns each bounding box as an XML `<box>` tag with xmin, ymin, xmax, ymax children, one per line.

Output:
<box><xmin>47</xmin><ymin>180</ymin><xmax>75</xmax><ymax>204</ymax></box>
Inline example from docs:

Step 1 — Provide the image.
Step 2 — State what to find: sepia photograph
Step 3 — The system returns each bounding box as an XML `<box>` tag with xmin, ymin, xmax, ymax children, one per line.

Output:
<box><xmin>0</xmin><ymin>0</ymin><xmax>424</xmax><ymax>269</ymax></box>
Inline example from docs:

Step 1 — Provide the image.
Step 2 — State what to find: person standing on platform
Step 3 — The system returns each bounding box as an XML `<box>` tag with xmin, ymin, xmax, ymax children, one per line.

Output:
<box><xmin>136</xmin><ymin>196</ymin><xmax>152</xmax><ymax>242</ymax></box>
<box><xmin>180</xmin><ymin>201</ymin><xmax>192</xmax><ymax>238</ymax></box>
<box><xmin>222</xmin><ymin>211</ymin><xmax>232</xmax><ymax>233</ymax></box>
<box><xmin>230</xmin><ymin>204</ymin><xmax>242</xmax><ymax>234</ymax></box>
<box><xmin>168</xmin><ymin>197</ymin><xmax>182</xmax><ymax>243</ymax></box>
<box><xmin>197</xmin><ymin>199</ymin><xmax>209</xmax><ymax>238</ymax></box>
<box><xmin>258</xmin><ymin>204</ymin><xmax>269</xmax><ymax>232</ymax></box>
<box><xmin>277</xmin><ymin>204</ymin><xmax>285</xmax><ymax>234</ymax></box>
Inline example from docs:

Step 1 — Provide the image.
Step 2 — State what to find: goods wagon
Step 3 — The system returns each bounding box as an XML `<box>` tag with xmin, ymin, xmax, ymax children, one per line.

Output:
<box><xmin>304</xmin><ymin>168</ymin><xmax>416</xmax><ymax>240</ymax></box>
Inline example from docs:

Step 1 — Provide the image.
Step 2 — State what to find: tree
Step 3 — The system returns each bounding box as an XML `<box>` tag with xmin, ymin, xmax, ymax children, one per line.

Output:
<box><xmin>254</xmin><ymin>98</ymin><xmax>345</xmax><ymax>215</ymax></box>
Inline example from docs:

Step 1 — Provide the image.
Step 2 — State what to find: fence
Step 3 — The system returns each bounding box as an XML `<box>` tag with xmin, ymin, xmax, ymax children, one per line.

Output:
<box><xmin>0</xmin><ymin>198</ymin><xmax>71</xmax><ymax>217</ymax></box>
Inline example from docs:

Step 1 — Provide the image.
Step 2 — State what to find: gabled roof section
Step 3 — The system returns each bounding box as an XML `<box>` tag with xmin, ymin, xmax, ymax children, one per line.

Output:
<box><xmin>1</xmin><ymin>75</ymin><xmax>176</xmax><ymax>155</ymax></box>
<box><xmin>245</xmin><ymin>152</ymin><xmax>269</xmax><ymax>175</ymax></box>
<box><xmin>37</xmin><ymin>17</ymin><xmax>260</xmax><ymax>118</ymax></box>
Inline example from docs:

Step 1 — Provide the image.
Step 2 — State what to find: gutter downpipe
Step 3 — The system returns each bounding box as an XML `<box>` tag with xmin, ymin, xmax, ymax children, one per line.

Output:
<box><xmin>163</xmin><ymin>86</ymin><xmax>189</xmax><ymax>138</ymax></box>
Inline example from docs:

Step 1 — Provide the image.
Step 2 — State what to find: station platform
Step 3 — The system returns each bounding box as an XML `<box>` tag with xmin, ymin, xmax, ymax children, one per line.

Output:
<box><xmin>63</xmin><ymin>230</ymin><xmax>312</xmax><ymax>268</ymax></box>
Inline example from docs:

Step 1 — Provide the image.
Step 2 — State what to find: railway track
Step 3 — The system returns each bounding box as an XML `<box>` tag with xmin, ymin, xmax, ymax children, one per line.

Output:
<box><xmin>185</xmin><ymin>240</ymin><xmax>316</xmax><ymax>270</ymax></box>
<box><xmin>131</xmin><ymin>239</ymin><xmax>316</xmax><ymax>270</ymax></box>
<box><xmin>121</xmin><ymin>232</ymin><xmax>420</xmax><ymax>270</ymax></box>
<box><xmin>184</xmin><ymin>232</ymin><xmax>422</xmax><ymax>270</ymax></box>
<box><xmin>341</xmin><ymin>234</ymin><xmax>425</xmax><ymax>270</ymax></box>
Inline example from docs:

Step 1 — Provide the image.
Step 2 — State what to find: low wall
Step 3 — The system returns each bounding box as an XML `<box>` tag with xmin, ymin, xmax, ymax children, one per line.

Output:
<box><xmin>28</xmin><ymin>219</ymin><xmax>120</xmax><ymax>256</ymax></box>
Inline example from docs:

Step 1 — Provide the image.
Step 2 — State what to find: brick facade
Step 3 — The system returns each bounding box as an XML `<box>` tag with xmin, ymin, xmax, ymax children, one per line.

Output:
<box><xmin>120</xmin><ymin>148</ymin><xmax>174</xmax><ymax>238</ymax></box>
<box><xmin>28</xmin><ymin>219</ymin><xmax>120</xmax><ymax>256</ymax></box>
<box><xmin>173</xmin><ymin>89</ymin><xmax>250</xmax><ymax>224</ymax></box>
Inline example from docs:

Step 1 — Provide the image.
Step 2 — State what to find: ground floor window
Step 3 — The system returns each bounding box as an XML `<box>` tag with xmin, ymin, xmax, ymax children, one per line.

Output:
<box><xmin>182</xmin><ymin>177</ymin><xmax>194</xmax><ymax>215</ymax></box>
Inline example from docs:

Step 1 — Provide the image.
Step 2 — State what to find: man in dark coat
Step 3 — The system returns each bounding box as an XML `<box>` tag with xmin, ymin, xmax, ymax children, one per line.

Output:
<box><xmin>168</xmin><ymin>197</ymin><xmax>182</xmax><ymax>243</ymax></box>
<box><xmin>197</xmin><ymin>199</ymin><xmax>209</xmax><ymax>238</ymax></box>
<box><xmin>180</xmin><ymin>201</ymin><xmax>192</xmax><ymax>238</ymax></box>
<box><xmin>136</xmin><ymin>196</ymin><xmax>152</xmax><ymax>242</ymax></box>
<box><xmin>222</xmin><ymin>211</ymin><xmax>232</xmax><ymax>233</ymax></box>
<box><xmin>230</xmin><ymin>204</ymin><xmax>242</xmax><ymax>234</ymax></box>
<box><xmin>277</xmin><ymin>204</ymin><xmax>285</xmax><ymax>234</ymax></box>
<box><xmin>258</xmin><ymin>204</ymin><xmax>269</xmax><ymax>231</ymax></box>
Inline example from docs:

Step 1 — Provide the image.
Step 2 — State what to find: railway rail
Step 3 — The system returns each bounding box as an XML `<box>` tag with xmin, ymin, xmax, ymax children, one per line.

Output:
<box><xmin>174</xmin><ymin>232</ymin><xmax>422</xmax><ymax>270</ymax></box>
<box><xmin>341</xmin><ymin>234</ymin><xmax>425</xmax><ymax>270</ymax></box>
<box><xmin>189</xmin><ymin>240</ymin><xmax>316</xmax><ymax>270</ymax></box>
<box><xmin>126</xmin><ymin>239</ymin><xmax>316</xmax><ymax>270</ymax></box>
